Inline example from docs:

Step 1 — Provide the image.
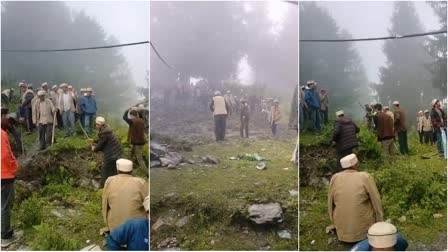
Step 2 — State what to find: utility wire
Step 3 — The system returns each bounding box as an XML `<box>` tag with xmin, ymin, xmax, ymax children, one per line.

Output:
<box><xmin>300</xmin><ymin>30</ymin><xmax>447</xmax><ymax>42</ymax></box>
<box><xmin>150</xmin><ymin>41</ymin><xmax>175</xmax><ymax>70</ymax></box>
<box><xmin>2</xmin><ymin>41</ymin><xmax>148</xmax><ymax>52</ymax></box>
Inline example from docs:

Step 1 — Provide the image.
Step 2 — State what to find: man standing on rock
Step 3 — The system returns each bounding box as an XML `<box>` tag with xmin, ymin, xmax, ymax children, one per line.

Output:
<box><xmin>32</xmin><ymin>90</ymin><xmax>56</xmax><ymax>150</ymax></box>
<box><xmin>102</xmin><ymin>159</ymin><xmax>149</xmax><ymax>232</ymax></box>
<box><xmin>209</xmin><ymin>91</ymin><xmax>230</xmax><ymax>141</ymax></box>
<box><xmin>1</xmin><ymin>129</ymin><xmax>23</xmax><ymax>248</ymax></box>
<box><xmin>332</xmin><ymin>110</ymin><xmax>360</xmax><ymax>169</ymax></box>
<box><xmin>374</xmin><ymin>104</ymin><xmax>395</xmax><ymax>157</ymax></box>
<box><xmin>123</xmin><ymin>107</ymin><xmax>147</xmax><ymax>173</ymax></box>
<box><xmin>92</xmin><ymin>117</ymin><xmax>123</xmax><ymax>187</ymax></box>
<box><xmin>328</xmin><ymin>153</ymin><xmax>383</xmax><ymax>244</ymax></box>
<box><xmin>392</xmin><ymin>101</ymin><xmax>409</xmax><ymax>155</ymax></box>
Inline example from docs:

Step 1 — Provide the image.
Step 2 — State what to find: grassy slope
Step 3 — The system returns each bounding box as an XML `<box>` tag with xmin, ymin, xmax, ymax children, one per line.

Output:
<box><xmin>299</xmin><ymin>124</ymin><xmax>447</xmax><ymax>251</ymax></box>
<box><xmin>151</xmin><ymin>138</ymin><xmax>298</xmax><ymax>250</ymax></box>
<box><xmin>10</xmin><ymin>122</ymin><xmax>148</xmax><ymax>250</ymax></box>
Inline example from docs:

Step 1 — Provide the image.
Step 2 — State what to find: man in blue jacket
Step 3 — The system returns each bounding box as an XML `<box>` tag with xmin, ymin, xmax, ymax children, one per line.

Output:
<box><xmin>304</xmin><ymin>80</ymin><xmax>321</xmax><ymax>132</ymax></box>
<box><xmin>79</xmin><ymin>87</ymin><xmax>97</xmax><ymax>134</ymax></box>
<box><xmin>107</xmin><ymin>196</ymin><xmax>149</xmax><ymax>251</ymax></box>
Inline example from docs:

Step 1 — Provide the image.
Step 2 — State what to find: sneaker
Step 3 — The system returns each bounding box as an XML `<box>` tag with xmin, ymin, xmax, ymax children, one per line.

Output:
<box><xmin>1</xmin><ymin>230</ymin><xmax>24</xmax><ymax>248</ymax></box>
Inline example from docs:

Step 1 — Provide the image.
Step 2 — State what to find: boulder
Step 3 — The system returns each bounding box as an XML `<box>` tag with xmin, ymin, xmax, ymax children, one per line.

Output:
<box><xmin>202</xmin><ymin>155</ymin><xmax>219</xmax><ymax>164</ymax></box>
<box><xmin>248</xmin><ymin>202</ymin><xmax>283</xmax><ymax>224</ymax></box>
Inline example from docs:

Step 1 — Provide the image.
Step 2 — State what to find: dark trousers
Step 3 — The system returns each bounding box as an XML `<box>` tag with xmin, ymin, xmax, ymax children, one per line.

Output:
<box><xmin>337</xmin><ymin>148</ymin><xmax>353</xmax><ymax>170</ymax></box>
<box><xmin>1</xmin><ymin>179</ymin><xmax>15</xmax><ymax>239</ymax></box>
<box><xmin>271</xmin><ymin>123</ymin><xmax>278</xmax><ymax>136</ymax></box>
<box><xmin>423</xmin><ymin>131</ymin><xmax>432</xmax><ymax>144</ymax></box>
<box><xmin>100</xmin><ymin>160</ymin><xmax>118</xmax><ymax>188</ymax></box>
<box><xmin>418</xmin><ymin>131</ymin><xmax>424</xmax><ymax>144</ymax></box>
<box><xmin>320</xmin><ymin>109</ymin><xmax>329</xmax><ymax>124</ymax></box>
<box><xmin>25</xmin><ymin>108</ymin><xmax>34</xmax><ymax>132</ymax></box>
<box><xmin>8</xmin><ymin>127</ymin><xmax>22</xmax><ymax>154</ymax></box>
<box><xmin>56</xmin><ymin>110</ymin><xmax>63</xmax><ymax>129</ymax></box>
<box><xmin>240</xmin><ymin>117</ymin><xmax>249</xmax><ymax>138</ymax></box>
<box><xmin>398</xmin><ymin>130</ymin><xmax>409</xmax><ymax>154</ymax></box>
<box><xmin>214</xmin><ymin>115</ymin><xmax>227</xmax><ymax>141</ymax></box>
<box><xmin>38</xmin><ymin>123</ymin><xmax>53</xmax><ymax>150</ymax></box>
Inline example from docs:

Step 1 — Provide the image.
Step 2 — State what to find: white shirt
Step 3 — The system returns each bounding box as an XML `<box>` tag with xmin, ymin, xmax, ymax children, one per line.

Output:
<box><xmin>62</xmin><ymin>93</ymin><xmax>72</xmax><ymax>111</ymax></box>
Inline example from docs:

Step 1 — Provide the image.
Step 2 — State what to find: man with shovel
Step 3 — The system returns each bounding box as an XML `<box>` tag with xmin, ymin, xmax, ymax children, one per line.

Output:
<box><xmin>32</xmin><ymin>91</ymin><xmax>56</xmax><ymax>150</ymax></box>
<box><xmin>332</xmin><ymin>110</ymin><xmax>360</xmax><ymax>169</ymax></box>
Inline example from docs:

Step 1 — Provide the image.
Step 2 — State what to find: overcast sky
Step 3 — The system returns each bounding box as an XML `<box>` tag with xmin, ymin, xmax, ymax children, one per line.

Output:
<box><xmin>315</xmin><ymin>1</ymin><xmax>440</xmax><ymax>83</ymax></box>
<box><xmin>66</xmin><ymin>1</ymin><xmax>148</xmax><ymax>87</ymax></box>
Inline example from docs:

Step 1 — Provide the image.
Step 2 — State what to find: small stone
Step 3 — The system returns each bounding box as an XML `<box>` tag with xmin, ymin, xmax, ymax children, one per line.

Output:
<box><xmin>51</xmin><ymin>209</ymin><xmax>65</xmax><ymax>219</ymax></box>
<box><xmin>175</xmin><ymin>216</ymin><xmax>190</xmax><ymax>228</ymax></box>
<box><xmin>327</xmin><ymin>237</ymin><xmax>334</xmax><ymax>245</ymax></box>
<box><xmin>256</xmin><ymin>162</ymin><xmax>266</xmax><ymax>170</ymax></box>
<box><xmin>283</xmin><ymin>167</ymin><xmax>290</xmax><ymax>170</ymax></box>
<box><xmin>86</xmin><ymin>240</ymin><xmax>90</xmax><ymax>244</ymax></box>
<box><xmin>277</xmin><ymin>230</ymin><xmax>291</xmax><ymax>239</ymax></box>
<box><xmin>289</xmin><ymin>190</ymin><xmax>298</xmax><ymax>197</ymax></box>
<box><xmin>433</xmin><ymin>213</ymin><xmax>443</xmax><ymax>219</ymax></box>
<box><xmin>210</xmin><ymin>240</ymin><xmax>215</xmax><ymax>245</ymax></box>
<box><xmin>399</xmin><ymin>216</ymin><xmax>406</xmax><ymax>222</ymax></box>
<box><xmin>311</xmin><ymin>240</ymin><xmax>316</xmax><ymax>245</ymax></box>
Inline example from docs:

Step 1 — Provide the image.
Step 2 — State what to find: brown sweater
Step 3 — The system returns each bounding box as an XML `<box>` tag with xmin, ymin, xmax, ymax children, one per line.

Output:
<box><xmin>376</xmin><ymin>112</ymin><xmax>394</xmax><ymax>141</ymax></box>
<box><xmin>394</xmin><ymin>108</ymin><xmax>407</xmax><ymax>132</ymax></box>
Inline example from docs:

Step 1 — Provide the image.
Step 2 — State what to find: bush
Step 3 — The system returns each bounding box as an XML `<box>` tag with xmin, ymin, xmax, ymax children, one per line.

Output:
<box><xmin>15</xmin><ymin>195</ymin><xmax>43</xmax><ymax>228</ymax></box>
<box><xmin>31</xmin><ymin>223</ymin><xmax>80</xmax><ymax>250</ymax></box>
<box><xmin>357</xmin><ymin>125</ymin><xmax>382</xmax><ymax>160</ymax></box>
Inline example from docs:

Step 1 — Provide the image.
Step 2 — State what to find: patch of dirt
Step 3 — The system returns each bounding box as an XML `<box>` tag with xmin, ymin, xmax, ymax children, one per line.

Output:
<box><xmin>299</xmin><ymin>145</ymin><xmax>339</xmax><ymax>187</ymax></box>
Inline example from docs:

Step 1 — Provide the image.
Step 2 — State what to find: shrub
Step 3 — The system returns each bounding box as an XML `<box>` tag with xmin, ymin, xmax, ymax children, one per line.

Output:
<box><xmin>357</xmin><ymin>125</ymin><xmax>382</xmax><ymax>160</ymax></box>
<box><xmin>15</xmin><ymin>195</ymin><xmax>43</xmax><ymax>228</ymax></box>
<box><xmin>31</xmin><ymin>223</ymin><xmax>80</xmax><ymax>250</ymax></box>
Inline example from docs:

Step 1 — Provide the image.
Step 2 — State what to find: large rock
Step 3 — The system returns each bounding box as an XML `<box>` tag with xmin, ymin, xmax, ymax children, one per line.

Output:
<box><xmin>202</xmin><ymin>155</ymin><xmax>219</xmax><ymax>164</ymax></box>
<box><xmin>159</xmin><ymin>152</ymin><xmax>183</xmax><ymax>168</ymax></box>
<box><xmin>150</xmin><ymin>143</ymin><xmax>168</xmax><ymax>159</ymax></box>
<box><xmin>248</xmin><ymin>202</ymin><xmax>283</xmax><ymax>224</ymax></box>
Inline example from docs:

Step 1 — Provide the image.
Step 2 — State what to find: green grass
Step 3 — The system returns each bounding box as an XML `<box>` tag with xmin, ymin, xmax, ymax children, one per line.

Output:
<box><xmin>299</xmin><ymin>125</ymin><xmax>447</xmax><ymax>251</ymax></box>
<box><xmin>10</xmin><ymin>120</ymin><xmax>148</xmax><ymax>250</ymax></box>
<box><xmin>151</xmin><ymin>138</ymin><xmax>298</xmax><ymax>250</ymax></box>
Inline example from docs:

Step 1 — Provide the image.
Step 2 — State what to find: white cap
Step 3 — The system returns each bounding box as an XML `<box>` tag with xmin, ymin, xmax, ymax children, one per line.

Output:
<box><xmin>424</xmin><ymin>109</ymin><xmax>429</xmax><ymax>113</ymax></box>
<box><xmin>60</xmin><ymin>83</ymin><xmax>68</xmax><ymax>88</ymax></box>
<box><xmin>138</xmin><ymin>104</ymin><xmax>145</xmax><ymax>108</ymax></box>
<box><xmin>273</xmin><ymin>99</ymin><xmax>279</xmax><ymax>103</ymax></box>
<box><xmin>307</xmin><ymin>80</ymin><xmax>316</xmax><ymax>85</ymax></box>
<box><xmin>368</xmin><ymin>222</ymin><xmax>398</xmax><ymax>249</ymax></box>
<box><xmin>86</xmin><ymin>87</ymin><xmax>93</xmax><ymax>92</ymax></box>
<box><xmin>80</xmin><ymin>88</ymin><xmax>87</xmax><ymax>92</ymax></box>
<box><xmin>68</xmin><ymin>85</ymin><xmax>73</xmax><ymax>89</ymax></box>
<box><xmin>383</xmin><ymin>106</ymin><xmax>389</xmax><ymax>110</ymax></box>
<box><xmin>41</xmin><ymin>82</ymin><xmax>48</xmax><ymax>87</ymax></box>
<box><xmin>37</xmin><ymin>90</ymin><xmax>46</xmax><ymax>96</ymax></box>
<box><xmin>432</xmin><ymin>99</ymin><xmax>439</xmax><ymax>107</ymax></box>
<box><xmin>18</xmin><ymin>82</ymin><xmax>26</xmax><ymax>87</ymax></box>
<box><xmin>52</xmin><ymin>85</ymin><xmax>58</xmax><ymax>89</ymax></box>
<box><xmin>335</xmin><ymin>110</ymin><xmax>344</xmax><ymax>117</ymax></box>
<box><xmin>392</xmin><ymin>101</ymin><xmax>399</xmax><ymax>105</ymax></box>
<box><xmin>418</xmin><ymin>110</ymin><xmax>423</xmax><ymax>114</ymax></box>
<box><xmin>116</xmin><ymin>158</ymin><xmax>133</xmax><ymax>172</ymax></box>
<box><xmin>143</xmin><ymin>195</ymin><xmax>150</xmax><ymax>212</ymax></box>
<box><xmin>215</xmin><ymin>91</ymin><xmax>221</xmax><ymax>96</ymax></box>
<box><xmin>370</xmin><ymin>102</ymin><xmax>376</xmax><ymax>106</ymax></box>
<box><xmin>340</xmin><ymin>153</ymin><xmax>358</xmax><ymax>169</ymax></box>
<box><xmin>95</xmin><ymin>116</ymin><xmax>105</xmax><ymax>125</ymax></box>
<box><xmin>227</xmin><ymin>90</ymin><xmax>231</xmax><ymax>93</ymax></box>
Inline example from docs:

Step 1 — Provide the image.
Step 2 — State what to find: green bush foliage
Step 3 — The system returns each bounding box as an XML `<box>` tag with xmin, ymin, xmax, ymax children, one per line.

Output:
<box><xmin>15</xmin><ymin>195</ymin><xmax>43</xmax><ymax>228</ymax></box>
<box><xmin>31</xmin><ymin>223</ymin><xmax>80</xmax><ymax>250</ymax></box>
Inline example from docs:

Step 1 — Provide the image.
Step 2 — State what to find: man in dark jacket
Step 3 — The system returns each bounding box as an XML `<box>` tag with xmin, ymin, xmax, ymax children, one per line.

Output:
<box><xmin>304</xmin><ymin>80</ymin><xmax>321</xmax><ymax>132</ymax></box>
<box><xmin>92</xmin><ymin>117</ymin><xmax>123</xmax><ymax>187</ymax></box>
<box><xmin>392</xmin><ymin>101</ymin><xmax>409</xmax><ymax>155</ymax></box>
<box><xmin>430</xmin><ymin>99</ymin><xmax>447</xmax><ymax>157</ymax></box>
<box><xmin>374</xmin><ymin>104</ymin><xmax>395</xmax><ymax>157</ymax></box>
<box><xmin>123</xmin><ymin>108</ymin><xmax>147</xmax><ymax>172</ymax></box>
<box><xmin>332</xmin><ymin>110</ymin><xmax>360</xmax><ymax>169</ymax></box>
<box><xmin>79</xmin><ymin>88</ymin><xmax>97</xmax><ymax>134</ymax></box>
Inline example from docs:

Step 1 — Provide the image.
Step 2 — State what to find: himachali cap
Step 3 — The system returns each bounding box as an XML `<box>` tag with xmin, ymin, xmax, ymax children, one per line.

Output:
<box><xmin>143</xmin><ymin>196</ymin><xmax>150</xmax><ymax>212</ymax></box>
<box><xmin>432</xmin><ymin>99</ymin><xmax>439</xmax><ymax>106</ymax></box>
<box><xmin>367</xmin><ymin>222</ymin><xmax>398</xmax><ymax>249</ymax></box>
<box><xmin>86</xmin><ymin>87</ymin><xmax>93</xmax><ymax>92</ymax></box>
<box><xmin>116</xmin><ymin>158</ymin><xmax>133</xmax><ymax>172</ymax></box>
<box><xmin>41</xmin><ymin>82</ymin><xmax>48</xmax><ymax>87</ymax></box>
<box><xmin>392</xmin><ymin>101</ymin><xmax>399</xmax><ymax>105</ymax></box>
<box><xmin>60</xmin><ymin>83</ymin><xmax>68</xmax><ymax>88</ymax></box>
<box><xmin>37</xmin><ymin>90</ymin><xmax>46</xmax><ymax>96</ymax></box>
<box><xmin>52</xmin><ymin>85</ymin><xmax>58</xmax><ymax>89</ymax></box>
<box><xmin>335</xmin><ymin>110</ymin><xmax>344</xmax><ymax>117</ymax></box>
<box><xmin>307</xmin><ymin>80</ymin><xmax>316</xmax><ymax>85</ymax></box>
<box><xmin>80</xmin><ymin>88</ymin><xmax>87</xmax><ymax>92</ymax></box>
<box><xmin>340</xmin><ymin>153</ymin><xmax>358</xmax><ymax>169</ymax></box>
<box><xmin>95</xmin><ymin>116</ymin><xmax>106</xmax><ymax>125</ymax></box>
<box><xmin>424</xmin><ymin>109</ymin><xmax>429</xmax><ymax>113</ymax></box>
<box><xmin>383</xmin><ymin>106</ymin><xmax>389</xmax><ymax>110</ymax></box>
<box><xmin>18</xmin><ymin>82</ymin><xmax>26</xmax><ymax>87</ymax></box>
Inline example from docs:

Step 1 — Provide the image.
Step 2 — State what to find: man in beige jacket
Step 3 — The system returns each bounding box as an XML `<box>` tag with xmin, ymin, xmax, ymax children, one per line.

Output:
<box><xmin>32</xmin><ymin>90</ymin><xmax>56</xmax><ymax>150</ymax></box>
<box><xmin>102</xmin><ymin>158</ymin><xmax>149</xmax><ymax>232</ymax></box>
<box><xmin>58</xmin><ymin>83</ymin><xmax>76</xmax><ymax>137</ymax></box>
<box><xmin>328</xmin><ymin>153</ymin><xmax>383</xmax><ymax>243</ymax></box>
<box><xmin>209</xmin><ymin>91</ymin><xmax>230</xmax><ymax>141</ymax></box>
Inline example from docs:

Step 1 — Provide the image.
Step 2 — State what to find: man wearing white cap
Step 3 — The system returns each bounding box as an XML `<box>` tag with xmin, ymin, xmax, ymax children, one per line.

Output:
<box><xmin>392</xmin><ymin>101</ymin><xmax>409</xmax><ymax>154</ymax></box>
<box><xmin>58</xmin><ymin>83</ymin><xmax>76</xmax><ymax>137</ymax></box>
<box><xmin>430</xmin><ymin>99</ymin><xmax>447</xmax><ymax>158</ymax></box>
<box><xmin>102</xmin><ymin>159</ymin><xmax>148</xmax><ymax>232</ymax></box>
<box><xmin>79</xmin><ymin>88</ymin><xmax>97</xmax><ymax>134</ymax></box>
<box><xmin>93</xmin><ymin>117</ymin><xmax>123</xmax><ymax>186</ymax></box>
<box><xmin>328</xmin><ymin>153</ymin><xmax>383</xmax><ymax>243</ymax></box>
<box><xmin>50</xmin><ymin>85</ymin><xmax>62</xmax><ymax>128</ymax></box>
<box><xmin>123</xmin><ymin>107</ymin><xmax>147</xmax><ymax>172</ymax></box>
<box><xmin>41</xmin><ymin>82</ymin><xmax>50</xmax><ymax>97</ymax></box>
<box><xmin>209</xmin><ymin>91</ymin><xmax>230</xmax><ymax>141</ymax></box>
<box><xmin>106</xmin><ymin>195</ymin><xmax>149</xmax><ymax>250</ymax></box>
<box><xmin>351</xmin><ymin>222</ymin><xmax>408</xmax><ymax>251</ymax></box>
<box><xmin>382</xmin><ymin>106</ymin><xmax>394</xmax><ymax>122</ymax></box>
<box><xmin>1</xmin><ymin>88</ymin><xmax>14</xmax><ymax>105</ymax></box>
<box><xmin>422</xmin><ymin>110</ymin><xmax>433</xmax><ymax>145</ymax></box>
<box><xmin>304</xmin><ymin>80</ymin><xmax>321</xmax><ymax>132</ymax></box>
<box><xmin>32</xmin><ymin>90</ymin><xmax>56</xmax><ymax>150</ymax></box>
<box><xmin>416</xmin><ymin>110</ymin><xmax>425</xmax><ymax>144</ymax></box>
<box><xmin>332</xmin><ymin>110</ymin><xmax>360</xmax><ymax>168</ymax></box>
<box><xmin>374</xmin><ymin>104</ymin><xmax>395</xmax><ymax>157</ymax></box>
